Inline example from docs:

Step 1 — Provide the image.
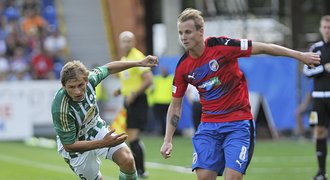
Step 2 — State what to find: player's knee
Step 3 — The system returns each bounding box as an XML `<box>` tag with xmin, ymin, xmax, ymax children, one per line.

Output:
<box><xmin>113</xmin><ymin>147</ymin><xmax>136</xmax><ymax>171</ymax></box>
<box><xmin>224</xmin><ymin>168</ymin><xmax>243</xmax><ymax>180</ymax></box>
<box><xmin>196</xmin><ymin>168</ymin><xmax>217</xmax><ymax>180</ymax></box>
<box><xmin>315</xmin><ymin>127</ymin><xmax>328</xmax><ymax>138</ymax></box>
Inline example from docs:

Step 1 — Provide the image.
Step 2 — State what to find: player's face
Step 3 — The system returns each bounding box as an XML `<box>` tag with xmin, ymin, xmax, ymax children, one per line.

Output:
<box><xmin>320</xmin><ymin>20</ymin><xmax>330</xmax><ymax>42</ymax></box>
<box><xmin>178</xmin><ymin>19</ymin><xmax>203</xmax><ymax>51</ymax></box>
<box><xmin>64</xmin><ymin>77</ymin><xmax>88</xmax><ymax>102</ymax></box>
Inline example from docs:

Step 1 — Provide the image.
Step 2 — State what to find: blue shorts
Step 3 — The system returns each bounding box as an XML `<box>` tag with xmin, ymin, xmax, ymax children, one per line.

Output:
<box><xmin>192</xmin><ymin>120</ymin><xmax>255</xmax><ymax>176</ymax></box>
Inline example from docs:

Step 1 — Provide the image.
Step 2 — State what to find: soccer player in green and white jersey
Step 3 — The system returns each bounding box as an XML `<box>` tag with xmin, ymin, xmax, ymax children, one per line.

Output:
<box><xmin>51</xmin><ymin>55</ymin><xmax>158</xmax><ymax>180</ymax></box>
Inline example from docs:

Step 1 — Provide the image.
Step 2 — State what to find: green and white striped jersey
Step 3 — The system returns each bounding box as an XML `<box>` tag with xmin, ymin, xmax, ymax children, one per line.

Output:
<box><xmin>51</xmin><ymin>66</ymin><xmax>110</xmax><ymax>145</ymax></box>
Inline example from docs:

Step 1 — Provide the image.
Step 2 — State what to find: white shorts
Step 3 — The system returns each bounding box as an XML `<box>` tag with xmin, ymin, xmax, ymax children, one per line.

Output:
<box><xmin>59</xmin><ymin>126</ymin><xmax>128</xmax><ymax>180</ymax></box>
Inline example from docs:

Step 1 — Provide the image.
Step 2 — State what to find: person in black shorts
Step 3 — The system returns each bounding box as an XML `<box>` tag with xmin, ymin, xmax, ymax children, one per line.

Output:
<box><xmin>304</xmin><ymin>15</ymin><xmax>330</xmax><ymax>180</ymax></box>
<box><xmin>114</xmin><ymin>31</ymin><xmax>153</xmax><ymax>178</ymax></box>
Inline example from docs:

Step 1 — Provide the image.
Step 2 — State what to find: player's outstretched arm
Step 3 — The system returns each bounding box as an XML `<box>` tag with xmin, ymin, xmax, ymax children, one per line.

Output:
<box><xmin>105</xmin><ymin>55</ymin><xmax>158</xmax><ymax>74</ymax></box>
<box><xmin>251</xmin><ymin>42</ymin><xmax>320</xmax><ymax>67</ymax></box>
<box><xmin>160</xmin><ymin>97</ymin><xmax>183</xmax><ymax>159</ymax></box>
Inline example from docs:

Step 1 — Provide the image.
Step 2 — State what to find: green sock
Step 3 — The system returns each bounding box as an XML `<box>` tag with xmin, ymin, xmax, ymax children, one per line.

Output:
<box><xmin>119</xmin><ymin>170</ymin><xmax>138</xmax><ymax>180</ymax></box>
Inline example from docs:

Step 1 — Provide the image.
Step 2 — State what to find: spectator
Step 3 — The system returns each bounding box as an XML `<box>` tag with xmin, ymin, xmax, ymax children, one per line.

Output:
<box><xmin>43</xmin><ymin>25</ymin><xmax>67</xmax><ymax>60</ymax></box>
<box><xmin>43</xmin><ymin>25</ymin><xmax>66</xmax><ymax>78</ymax></box>
<box><xmin>21</xmin><ymin>8</ymin><xmax>47</xmax><ymax>38</ymax></box>
<box><xmin>30</xmin><ymin>45</ymin><xmax>54</xmax><ymax>79</ymax></box>
<box><xmin>3</xmin><ymin>0</ymin><xmax>20</xmax><ymax>23</ymax></box>
<box><xmin>0</xmin><ymin>55</ymin><xmax>9</xmax><ymax>81</ymax></box>
<box><xmin>8</xmin><ymin>47</ymin><xmax>30</xmax><ymax>81</ymax></box>
<box><xmin>21</xmin><ymin>0</ymin><xmax>39</xmax><ymax>14</ymax></box>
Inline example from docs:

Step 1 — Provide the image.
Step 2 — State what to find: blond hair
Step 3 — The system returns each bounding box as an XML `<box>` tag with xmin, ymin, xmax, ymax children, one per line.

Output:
<box><xmin>60</xmin><ymin>60</ymin><xmax>89</xmax><ymax>86</ymax></box>
<box><xmin>177</xmin><ymin>8</ymin><xmax>204</xmax><ymax>30</ymax></box>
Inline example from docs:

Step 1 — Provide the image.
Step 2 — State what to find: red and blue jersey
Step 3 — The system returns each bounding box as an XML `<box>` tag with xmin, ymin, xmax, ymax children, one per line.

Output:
<box><xmin>173</xmin><ymin>36</ymin><xmax>253</xmax><ymax>123</ymax></box>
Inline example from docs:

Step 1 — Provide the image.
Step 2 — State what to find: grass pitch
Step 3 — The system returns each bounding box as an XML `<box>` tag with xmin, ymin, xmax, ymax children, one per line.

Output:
<box><xmin>0</xmin><ymin>136</ymin><xmax>326</xmax><ymax>180</ymax></box>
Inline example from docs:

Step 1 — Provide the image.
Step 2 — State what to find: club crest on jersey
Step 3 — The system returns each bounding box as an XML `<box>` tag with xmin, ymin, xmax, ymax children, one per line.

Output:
<box><xmin>209</xmin><ymin>59</ymin><xmax>219</xmax><ymax>72</ymax></box>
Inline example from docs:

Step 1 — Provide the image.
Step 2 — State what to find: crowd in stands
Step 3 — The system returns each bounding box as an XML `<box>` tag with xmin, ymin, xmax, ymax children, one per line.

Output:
<box><xmin>0</xmin><ymin>0</ymin><xmax>67</xmax><ymax>81</ymax></box>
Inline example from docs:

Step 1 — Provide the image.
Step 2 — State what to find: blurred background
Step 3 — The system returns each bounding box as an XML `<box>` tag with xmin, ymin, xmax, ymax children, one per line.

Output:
<box><xmin>1</xmin><ymin>0</ymin><xmax>329</xmax><ymax>140</ymax></box>
<box><xmin>0</xmin><ymin>0</ymin><xmax>330</xmax><ymax>179</ymax></box>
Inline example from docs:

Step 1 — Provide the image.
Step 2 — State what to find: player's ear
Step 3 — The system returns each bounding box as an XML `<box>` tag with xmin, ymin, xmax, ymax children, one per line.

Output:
<box><xmin>199</xmin><ymin>27</ymin><xmax>204</xmax><ymax>36</ymax></box>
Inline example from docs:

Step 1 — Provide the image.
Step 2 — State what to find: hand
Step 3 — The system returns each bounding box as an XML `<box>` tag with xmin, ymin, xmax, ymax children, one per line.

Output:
<box><xmin>160</xmin><ymin>141</ymin><xmax>173</xmax><ymax>159</ymax></box>
<box><xmin>300</xmin><ymin>52</ymin><xmax>320</xmax><ymax>68</ymax></box>
<box><xmin>102</xmin><ymin>129</ymin><xmax>128</xmax><ymax>147</ymax></box>
<box><xmin>141</xmin><ymin>55</ymin><xmax>158</xmax><ymax>67</ymax></box>
<box><xmin>113</xmin><ymin>89</ymin><xmax>121</xmax><ymax>97</ymax></box>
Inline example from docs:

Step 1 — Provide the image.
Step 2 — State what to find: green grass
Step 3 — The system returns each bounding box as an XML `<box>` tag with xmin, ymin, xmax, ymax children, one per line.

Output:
<box><xmin>0</xmin><ymin>136</ymin><xmax>327</xmax><ymax>180</ymax></box>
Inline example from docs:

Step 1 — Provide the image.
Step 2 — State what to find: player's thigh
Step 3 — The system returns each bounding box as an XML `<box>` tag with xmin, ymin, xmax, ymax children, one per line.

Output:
<box><xmin>192</xmin><ymin>124</ymin><xmax>225</xmax><ymax>175</ymax></box>
<box><xmin>223</xmin><ymin>120</ymin><xmax>255</xmax><ymax>174</ymax></box>
<box><xmin>126</xmin><ymin>96</ymin><xmax>148</xmax><ymax>129</ymax></box>
<box><xmin>96</xmin><ymin>142</ymin><xmax>128</xmax><ymax>161</ymax></box>
<box><xmin>69</xmin><ymin>151</ymin><xmax>101</xmax><ymax>180</ymax></box>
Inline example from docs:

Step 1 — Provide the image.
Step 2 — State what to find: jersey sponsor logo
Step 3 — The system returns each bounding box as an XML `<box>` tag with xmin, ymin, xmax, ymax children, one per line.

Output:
<box><xmin>84</xmin><ymin>105</ymin><xmax>96</xmax><ymax>124</ymax></box>
<box><xmin>198</xmin><ymin>77</ymin><xmax>221</xmax><ymax>91</ymax></box>
<box><xmin>209</xmin><ymin>59</ymin><xmax>219</xmax><ymax>72</ymax></box>
<box><xmin>240</xmin><ymin>39</ymin><xmax>248</xmax><ymax>50</ymax></box>
<box><xmin>172</xmin><ymin>85</ymin><xmax>177</xmax><ymax>93</ymax></box>
<box><xmin>78</xmin><ymin>117</ymin><xmax>98</xmax><ymax>137</ymax></box>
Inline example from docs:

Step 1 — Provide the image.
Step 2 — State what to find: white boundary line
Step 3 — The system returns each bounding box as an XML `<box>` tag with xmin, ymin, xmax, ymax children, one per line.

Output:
<box><xmin>146</xmin><ymin>162</ymin><xmax>193</xmax><ymax>174</ymax></box>
<box><xmin>0</xmin><ymin>154</ymin><xmax>318</xmax><ymax>177</ymax></box>
<box><xmin>0</xmin><ymin>154</ymin><xmax>117</xmax><ymax>180</ymax></box>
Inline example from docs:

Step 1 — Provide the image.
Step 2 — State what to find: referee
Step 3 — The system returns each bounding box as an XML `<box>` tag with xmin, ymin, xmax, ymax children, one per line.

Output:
<box><xmin>304</xmin><ymin>15</ymin><xmax>330</xmax><ymax>180</ymax></box>
<box><xmin>115</xmin><ymin>31</ymin><xmax>152</xmax><ymax>178</ymax></box>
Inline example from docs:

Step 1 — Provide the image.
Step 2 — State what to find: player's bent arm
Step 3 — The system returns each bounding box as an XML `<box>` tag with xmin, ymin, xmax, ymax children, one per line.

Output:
<box><xmin>252</xmin><ymin>42</ymin><xmax>320</xmax><ymax>66</ymax></box>
<box><xmin>63</xmin><ymin>140</ymin><xmax>109</xmax><ymax>152</ymax></box>
<box><xmin>105</xmin><ymin>55</ymin><xmax>158</xmax><ymax>74</ymax></box>
<box><xmin>63</xmin><ymin>130</ymin><xmax>127</xmax><ymax>152</ymax></box>
<box><xmin>164</xmin><ymin>97</ymin><xmax>183</xmax><ymax>143</ymax></box>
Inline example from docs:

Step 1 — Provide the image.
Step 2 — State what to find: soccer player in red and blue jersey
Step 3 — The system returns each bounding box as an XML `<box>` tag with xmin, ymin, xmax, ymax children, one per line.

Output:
<box><xmin>160</xmin><ymin>8</ymin><xmax>320</xmax><ymax>180</ymax></box>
